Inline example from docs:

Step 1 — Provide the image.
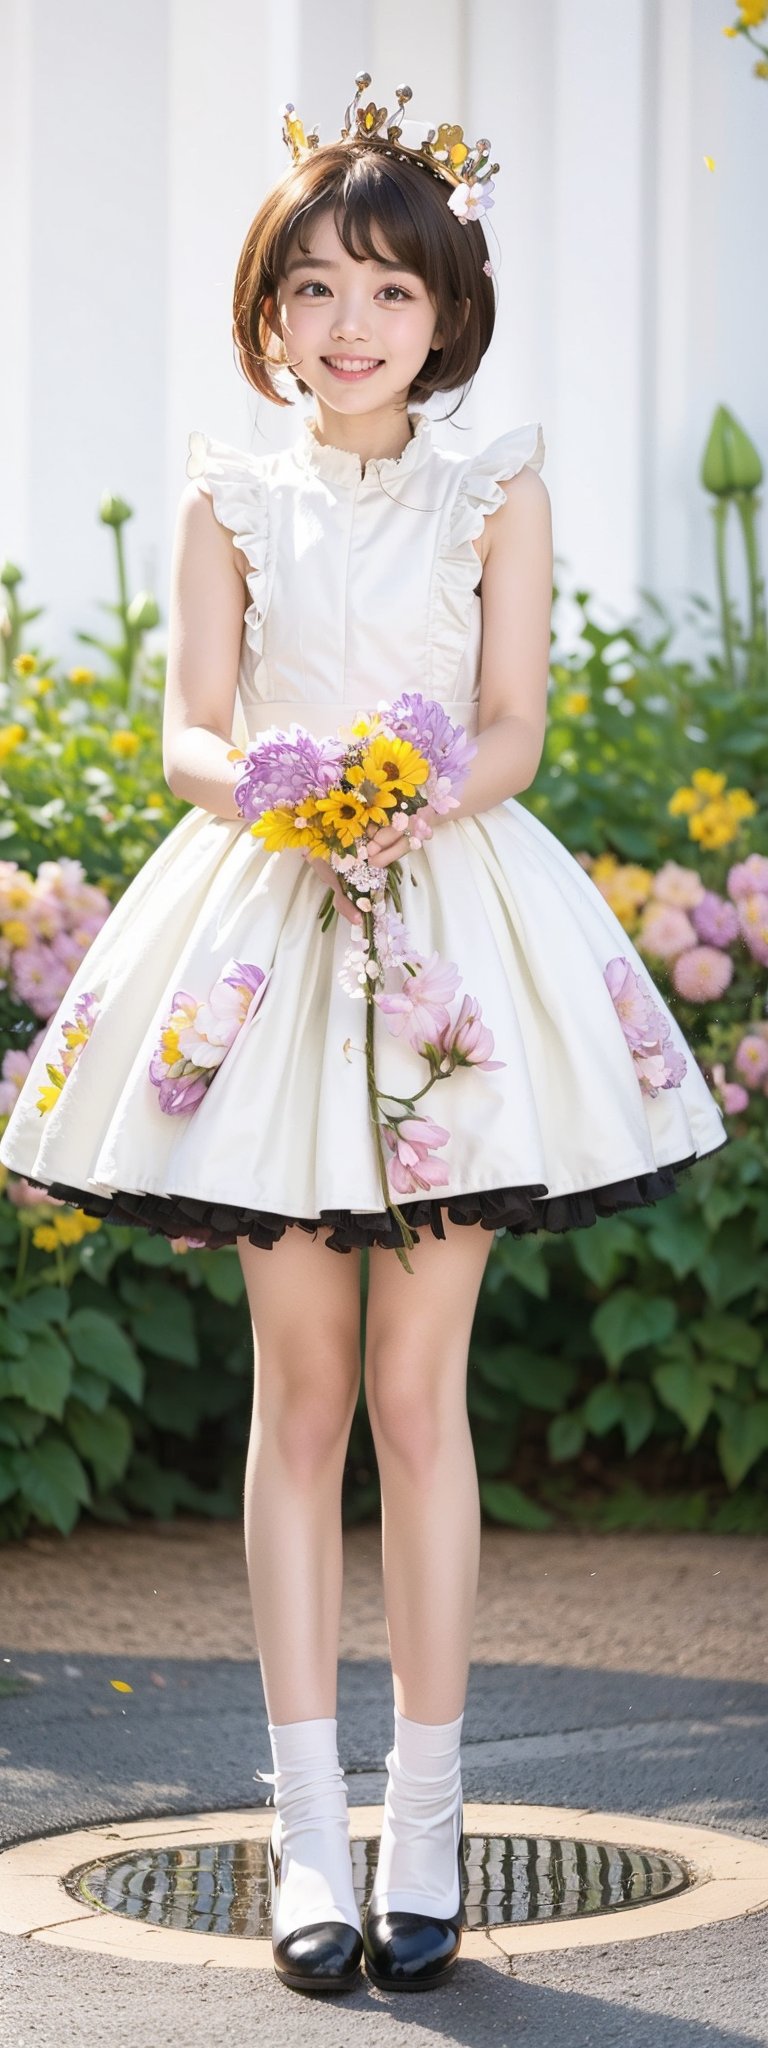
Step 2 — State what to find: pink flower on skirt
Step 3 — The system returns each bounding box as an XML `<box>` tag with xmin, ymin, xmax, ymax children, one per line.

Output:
<box><xmin>375</xmin><ymin>950</ymin><xmax>461</xmax><ymax>1049</ymax></box>
<box><xmin>437</xmin><ymin>993</ymin><xmax>505</xmax><ymax>1071</ymax></box>
<box><xmin>603</xmin><ymin>955</ymin><xmax>687</xmax><ymax>1097</ymax></box>
<box><xmin>383</xmin><ymin>1116</ymin><xmax>451</xmax><ymax>1195</ymax></box>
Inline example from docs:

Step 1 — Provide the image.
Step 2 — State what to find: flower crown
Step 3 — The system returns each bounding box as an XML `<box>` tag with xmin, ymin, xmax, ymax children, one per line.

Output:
<box><xmin>280</xmin><ymin>71</ymin><xmax>499</xmax><ymax>230</ymax></box>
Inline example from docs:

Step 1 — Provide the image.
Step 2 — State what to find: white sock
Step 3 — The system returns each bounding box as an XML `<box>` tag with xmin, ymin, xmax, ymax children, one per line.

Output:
<box><xmin>369</xmin><ymin>1706</ymin><xmax>465</xmax><ymax>1917</ymax></box>
<box><xmin>259</xmin><ymin>1716</ymin><xmax>362</xmax><ymax>1939</ymax></box>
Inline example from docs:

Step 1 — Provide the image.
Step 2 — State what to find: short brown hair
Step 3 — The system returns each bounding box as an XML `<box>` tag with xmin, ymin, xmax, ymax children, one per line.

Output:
<box><xmin>232</xmin><ymin>142</ymin><xmax>496</xmax><ymax>412</ymax></box>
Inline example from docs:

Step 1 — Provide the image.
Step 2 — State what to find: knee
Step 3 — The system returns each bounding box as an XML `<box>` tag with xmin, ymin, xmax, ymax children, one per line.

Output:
<box><xmin>364</xmin><ymin>1346</ymin><xmax>446</xmax><ymax>1478</ymax></box>
<box><xmin>265</xmin><ymin>1346</ymin><xmax>360</xmax><ymax>1478</ymax></box>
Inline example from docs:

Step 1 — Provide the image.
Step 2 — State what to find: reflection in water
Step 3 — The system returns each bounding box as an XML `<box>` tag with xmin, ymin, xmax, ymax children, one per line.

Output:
<box><xmin>68</xmin><ymin>1833</ymin><xmax>691</xmax><ymax>1937</ymax></box>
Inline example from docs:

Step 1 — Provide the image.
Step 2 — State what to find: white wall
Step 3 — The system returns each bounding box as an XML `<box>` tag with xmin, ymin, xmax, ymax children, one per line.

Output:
<box><xmin>1</xmin><ymin>0</ymin><xmax>766</xmax><ymax>664</ymax></box>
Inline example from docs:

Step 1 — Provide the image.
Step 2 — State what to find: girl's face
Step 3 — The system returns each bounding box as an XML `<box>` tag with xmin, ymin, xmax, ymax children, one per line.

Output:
<box><xmin>271</xmin><ymin>209</ymin><xmax>444</xmax><ymax>421</ymax></box>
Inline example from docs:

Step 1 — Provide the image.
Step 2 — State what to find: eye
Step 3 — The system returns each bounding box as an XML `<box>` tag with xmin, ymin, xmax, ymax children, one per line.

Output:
<box><xmin>378</xmin><ymin>285</ymin><xmax>411</xmax><ymax>302</ymax></box>
<box><xmin>296</xmin><ymin>281</ymin><xmax>331</xmax><ymax>297</ymax></box>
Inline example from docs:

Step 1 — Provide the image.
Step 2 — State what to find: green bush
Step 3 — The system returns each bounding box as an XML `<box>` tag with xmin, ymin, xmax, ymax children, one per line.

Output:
<box><xmin>0</xmin><ymin>406</ymin><xmax>766</xmax><ymax>1539</ymax></box>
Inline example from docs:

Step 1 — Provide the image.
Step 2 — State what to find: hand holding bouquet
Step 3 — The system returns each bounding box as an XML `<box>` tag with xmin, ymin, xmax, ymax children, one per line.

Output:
<box><xmin>228</xmin><ymin>693</ymin><xmax>505</xmax><ymax>1271</ymax></box>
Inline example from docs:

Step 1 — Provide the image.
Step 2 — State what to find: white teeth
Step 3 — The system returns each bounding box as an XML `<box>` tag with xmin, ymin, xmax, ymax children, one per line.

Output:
<box><xmin>325</xmin><ymin>357</ymin><xmax>381</xmax><ymax>372</ymax></box>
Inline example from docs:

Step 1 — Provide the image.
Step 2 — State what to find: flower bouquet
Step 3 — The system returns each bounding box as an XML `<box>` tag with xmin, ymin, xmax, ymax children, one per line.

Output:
<box><xmin>227</xmin><ymin>693</ymin><xmax>505</xmax><ymax>1272</ymax></box>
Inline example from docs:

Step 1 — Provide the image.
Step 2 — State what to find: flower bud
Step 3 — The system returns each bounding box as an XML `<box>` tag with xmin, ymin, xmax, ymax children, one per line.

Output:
<box><xmin>701</xmin><ymin>404</ymin><xmax>763</xmax><ymax>496</ymax></box>
<box><xmin>127</xmin><ymin>590</ymin><xmax>160</xmax><ymax>630</ymax></box>
<box><xmin>99</xmin><ymin>493</ymin><xmax>133</xmax><ymax>527</ymax></box>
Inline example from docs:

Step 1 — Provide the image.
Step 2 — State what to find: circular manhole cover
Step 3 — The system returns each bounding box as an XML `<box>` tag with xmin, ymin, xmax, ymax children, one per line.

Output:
<box><xmin>66</xmin><ymin>1832</ymin><xmax>691</xmax><ymax>1937</ymax></box>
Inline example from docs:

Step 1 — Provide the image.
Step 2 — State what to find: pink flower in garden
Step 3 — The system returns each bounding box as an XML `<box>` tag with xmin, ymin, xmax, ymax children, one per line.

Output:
<box><xmin>733</xmin><ymin>1033</ymin><xmax>768</xmax><ymax>1089</ymax></box>
<box><xmin>690</xmin><ymin>890</ymin><xmax>740</xmax><ymax>948</ymax></box>
<box><xmin>671</xmin><ymin>945</ymin><xmax>734</xmax><ymax>1003</ymax></box>
<box><xmin>651</xmin><ymin>861</ymin><xmax>706</xmax><ymax>909</ymax></box>
<box><xmin>383</xmin><ymin>1116</ymin><xmax>451</xmax><ymax>1194</ymax></box>
<box><xmin>637</xmin><ymin>903</ymin><xmax>698</xmax><ymax>960</ymax></box>
<box><xmin>603</xmin><ymin>956</ymin><xmax>687</xmax><ymax>1097</ymax></box>
<box><xmin>727</xmin><ymin>854</ymin><xmax>768</xmax><ymax>901</ymax></box>
<box><xmin>436</xmin><ymin>993</ymin><xmax>506</xmax><ymax>1072</ymax></box>
<box><xmin>712</xmin><ymin>1064</ymin><xmax>750</xmax><ymax>1116</ymax></box>
<box><xmin>375</xmin><ymin>950</ymin><xmax>461</xmax><ymax>1048</ymax></box>
<box><xmin>736</xmin><ymin>893</ymin><xmax>768</xmax><ymax>967</ymax></box>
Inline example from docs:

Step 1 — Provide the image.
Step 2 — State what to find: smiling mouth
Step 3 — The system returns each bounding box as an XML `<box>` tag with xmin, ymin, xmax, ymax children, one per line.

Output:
<box><xmin>321</xmin><ymin>356</ymin><xmax>384</xmax><ymax>375</ymax></box>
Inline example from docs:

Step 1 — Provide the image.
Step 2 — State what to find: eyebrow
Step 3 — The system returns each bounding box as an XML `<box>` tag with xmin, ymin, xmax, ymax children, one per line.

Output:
<box><xmin>284</xmin><ymin>254</ymin><xmax>419</xmax><ymax>276</ymax></box>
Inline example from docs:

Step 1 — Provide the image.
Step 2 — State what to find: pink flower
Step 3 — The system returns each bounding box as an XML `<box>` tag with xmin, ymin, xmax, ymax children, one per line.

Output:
<box><xmin>637</xmin><ymin>904</ymin><xmax>698</xmax><ymax>960</ymax></box>
<box><xmin>727</xmin><ymin>854</ymin><xmax>768</xmax><ymax>901</ymax></box>
<box><xmin>383</xmin><ymin>1116</ymin><xmax>451</xmax><ymax>1195</ymax></box>
<box><xmin>652</xmin><ymin>862</ymin><xmax>706</xmax><ymax>909</ymax></box>
<box><xmin>733</xmin><ymin>1033</ymin><xmax>768</xmax><ymax>1088</ymax></box>
<box><xmin>736</xmin><ymin>892</ymin><xmax>768</xmax><ymax>967</ymax></box>
<box><xmin>149</xmin><ymin>959</ymin><xmax>268</xmax><ymax>1116</ymax></box>
<box><xmin>437</xmin><ymin>993</ymin><xmax>505</xmax><ymax>1072</ymax></box>
<box><xmin>690</xmin><ymin>891</ymin><xmax>740</xmax><ymax>948</ymax></box>
<box><xmin>671</xmin><ymin>945</ymin><xmax>734</xmax><ymax>1003</ymax></box>
<box><xmin>375</xmin><ymin>950</ymin><xmax>461</xmax><ymax>1048</ymax></box>
<box><xmin>603</xmin><ymin>956</ymin><xmax>687</xmax><ymax>1097</ymax></box>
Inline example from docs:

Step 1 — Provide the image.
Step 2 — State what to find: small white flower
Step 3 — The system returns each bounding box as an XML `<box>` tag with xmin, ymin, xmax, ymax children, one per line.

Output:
<box><xmin>447</xmin><ymin>177</ymin><xmax>495</xmax><ymax>224</ymax></box>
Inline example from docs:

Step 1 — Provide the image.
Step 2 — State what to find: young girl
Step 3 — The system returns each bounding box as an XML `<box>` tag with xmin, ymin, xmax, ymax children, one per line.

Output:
<box><xmin>0</xmin><ymin>72</ymin><xmax>728</xmax><ymax>1997</ymax></box>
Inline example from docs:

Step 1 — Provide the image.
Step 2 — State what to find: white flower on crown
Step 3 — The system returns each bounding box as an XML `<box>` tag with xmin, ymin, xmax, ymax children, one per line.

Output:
<box><xmin>447</xmin><ymin>177</ymin><xmax>495</xmax><ymax>224</ymax></box>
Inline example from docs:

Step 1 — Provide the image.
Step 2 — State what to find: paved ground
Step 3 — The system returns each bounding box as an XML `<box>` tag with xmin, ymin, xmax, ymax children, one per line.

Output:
<box><xmin>1</xmin><ymin>1518</ymin><xmax>767</xmax><ymax>2045</ymax></box>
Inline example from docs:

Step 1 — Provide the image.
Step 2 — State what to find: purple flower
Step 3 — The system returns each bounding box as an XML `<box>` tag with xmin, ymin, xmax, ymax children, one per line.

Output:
<box><xmin>375</xmin><ymin>950</ymin><xmax>461</xmax><ymax>1048</ymax></box>
<box><xmin>385</xmin><ymin>693</ymin><xmax>477</xmax><ymax>810</ymax></box>
<box><xmin>233</xmin><ymin>729</ymin><xmax>347</xmax><ymax>822</ymax></box>
<box><xmin>690</xmin><ymin>890</ymin><xmax>740</xmax><ymax>948</ymax></box>
<box><xmin>437</xmin><ymin>993</ymin><xmax>506</xmax><ymax>1072</ymax></box>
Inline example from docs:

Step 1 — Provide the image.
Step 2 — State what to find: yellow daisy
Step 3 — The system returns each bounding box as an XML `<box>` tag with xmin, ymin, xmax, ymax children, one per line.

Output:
<box><xmin>347</xmin><ymin>734</ymin><xmax>430</xmax><ymax>807</ymax></box>
<box><xmin>313</xmin><ymin>789</ymin><xmax>372</xmax><ymax>848</ymax></box>
<box><xmin>251</xmin><ymin>805</ymin><xmax>313</xmax><ymax>852</ymax></box>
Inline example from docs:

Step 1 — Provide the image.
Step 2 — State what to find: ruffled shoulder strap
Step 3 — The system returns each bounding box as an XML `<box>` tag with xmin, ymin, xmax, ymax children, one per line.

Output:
<box><xmin>185</xmin><ymin>430</ymin><xmax>271</xmax><ymax>658</ymax></box>
<box><xmin>450</xmin><ymin>421</ymin><xmax>546</xmax><ymax>550</ymax></box>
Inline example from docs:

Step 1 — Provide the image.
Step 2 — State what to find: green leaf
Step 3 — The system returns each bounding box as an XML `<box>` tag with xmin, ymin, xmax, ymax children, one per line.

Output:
<box><xmin>645</xmin><ymin>1206</ymin><xmax>710</xmax><ymax>1280</ymax></box>
<box><xmin>571</xmin><ymin>1218</ymin><xmax>639</xmax><ymax>1289</ymax></box>
<box><xmin>582</xmin><ymin>1382</ymin><xmax>626</xmax><ymax>1437</ymax></box>
<box><xmin>617</xmin><ymin>1381</ymin><xmax>657</xmax><ymax>1455</ymax></box>
<box><xmin>0</xmin><ymin>1401</ymin><xmax>47</xmax><ymax>1448</ymax></box>
<box><xmin>547</xmin><ymin>1412</ymin><xmax>586</xmax><ymax>1463</ymax></box>
<box><xmin>118</xmin><ymin>1277</ymin><xmax>198</xmax><ymax>1365</ymax></box>
<box><xmin>479</xmin><ymin>1481</ymin><xmax>552</xmax><ymax>1530</ymax></box>
<box><xmin>590</xmin><ymin>1290</ymin><xmax>677</xmax><ymax>1371</ymax></box>
<box><xmin>202</xmin><ymin>1251</ymin><xmax>246</xmax><ymax>1305</ymax></box>
<box><xmin>4</xmin><ymin>1328</ymin><xmax>73</xmax><ymax>1419</ymax></box>
<box><xmin>700</xmin><ymin>1232</ymin><xmax>760</xmax><ymax>1310</ymax></box>
<box><xmin>5</xmin><ymin>1287</ymin><xmax>69</xmax><ymax>1331</ymax></box>
<box><xmin>66</xmin><ymin>1402</ymin><xmax>132</xmax><ymax>1491</ymax></box>
<box><xmin>702</xmin><ymin>1187</ymin><xmax>751</xmax><ymax>1231</ymax></box>
<box><xmin>653</xmin><ymin>1361</ymin><xmax>712</xmax><ymax>1440</ymax></box>
<box><xmin>689</xmin><ymin>1316</ymin><xmax>761</xmax><ymax>1368</ymax></box>
<box><xmin>716</xmin><ymin>1400</ymin><xmax>768</xmax><ymax>1489</ymax></box>
<box><xmin>14</xmin><ymin>1438</ymin><xmax>91</xmax><ymax>1534</ymax></box>
<box><xmin>66</xmin><ymin>1309</ymin><xmax>144</xmax><ymax>1402</ymax></box>
<box><xmin>0</xmin><ymin>1448</ymin><xmax>21</xmax><ymax>1506</ymax></box>
<box><xmin>69</xmin><ymin>1368</ymin><xmax>112</xmax><ymax>1414</ymax></box>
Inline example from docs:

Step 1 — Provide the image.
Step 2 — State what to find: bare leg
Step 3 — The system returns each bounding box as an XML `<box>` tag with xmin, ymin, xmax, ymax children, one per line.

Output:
<box><xmin>364</xmin><ymin>1216</ymin><xmax>494</xmax><ymax>1722</ymax></box>
<box><xmin>238</xmin><ymin>1228</ymin><xmax>362</xmax><ymax>1724</ymax></box>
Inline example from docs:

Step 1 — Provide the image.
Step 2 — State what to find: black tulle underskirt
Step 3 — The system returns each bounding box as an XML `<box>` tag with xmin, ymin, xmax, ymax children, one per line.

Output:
<box><xmin>25</xmin><ymin>1139</ymin><xmax>729</xmax><ymax>1255</ymax></box>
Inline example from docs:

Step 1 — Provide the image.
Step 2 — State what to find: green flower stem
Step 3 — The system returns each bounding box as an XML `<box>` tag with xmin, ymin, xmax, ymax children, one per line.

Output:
<box><xmin>363</xmin><ymin>955</ymin><xmax>416</xmax><ymax>1274</ymax></box>
<box><xmin>734</xmin><ymin>491</ymin><xmax>767</xmax><ymax>686</ymax></box>
<box><xmin>712</xmin><ymin>499</ymin><xmax>737</xmax><ymax>688</ymax></box>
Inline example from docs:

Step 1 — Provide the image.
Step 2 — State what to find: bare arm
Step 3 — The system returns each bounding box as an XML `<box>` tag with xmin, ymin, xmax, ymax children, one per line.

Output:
<box><xmin>447</xmin><ymin>462</ymin><xmax>554</xmax><ymax>821</ymax></box>
<box><xmin>162</xmin><ymin>480</ymin><xmax>247</xmax><ymax>820</ymax></box>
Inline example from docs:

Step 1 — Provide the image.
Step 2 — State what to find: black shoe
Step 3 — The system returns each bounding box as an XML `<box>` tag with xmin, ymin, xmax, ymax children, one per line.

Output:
<box><xmin>268</xmin><ymin>1829</ymin><xmax>364</xmax><ymax>1994</ymax></box>
<box><xmin>363</xmin><ymin>1827</ymin><xmax>466</xmax><ymax>1992</ymax></box>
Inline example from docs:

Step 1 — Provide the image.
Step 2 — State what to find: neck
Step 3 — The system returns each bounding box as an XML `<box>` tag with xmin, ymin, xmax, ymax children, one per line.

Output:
<box><xmin>308</xmin><ymin>401</ymin><xmax>415</xmax><ymax>466</ymax></box>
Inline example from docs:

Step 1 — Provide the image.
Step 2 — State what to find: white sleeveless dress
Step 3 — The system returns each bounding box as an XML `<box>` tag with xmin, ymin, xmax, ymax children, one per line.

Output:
<box><xmin>0</xmin><ymin>410</ymin><xmax>729</xmax><ymax>1252</ymax></box>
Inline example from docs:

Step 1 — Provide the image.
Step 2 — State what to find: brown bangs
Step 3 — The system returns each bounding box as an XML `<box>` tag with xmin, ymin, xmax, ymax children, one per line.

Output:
<box><xmin>232</xmin><ymin>142</ymin><xmax>496</xmax><ymax>411</ymax></box>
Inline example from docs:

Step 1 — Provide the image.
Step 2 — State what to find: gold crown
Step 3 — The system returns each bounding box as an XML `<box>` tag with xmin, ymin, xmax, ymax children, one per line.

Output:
<box><xmin>280</xmin><ymin>72</ymin><xmax>499</xmax><ymax>226</ymax></box>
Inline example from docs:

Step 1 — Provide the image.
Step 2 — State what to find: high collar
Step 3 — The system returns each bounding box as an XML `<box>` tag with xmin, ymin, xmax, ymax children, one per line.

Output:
<box><xmin>291</xmin><ymin>409</ymin><xmax>432</xmax><ymax>487</ymax></box>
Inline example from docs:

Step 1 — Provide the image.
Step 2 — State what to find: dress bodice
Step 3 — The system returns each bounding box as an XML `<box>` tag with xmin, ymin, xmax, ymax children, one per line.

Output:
<box><xmin>186</xmin><ymin>408</ymin><xmax>545</xmax><ymax>752</ymax></box>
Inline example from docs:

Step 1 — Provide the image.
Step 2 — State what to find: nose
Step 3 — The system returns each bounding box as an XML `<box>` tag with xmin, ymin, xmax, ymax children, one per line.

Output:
<box><xmin>330</xmin><ymin>302</ymin><xmax>373</xmax><ymax>343</ymax></box>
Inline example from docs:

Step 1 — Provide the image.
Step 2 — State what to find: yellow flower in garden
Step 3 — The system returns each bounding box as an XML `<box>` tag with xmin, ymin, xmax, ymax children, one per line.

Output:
<box><xmin>0</xmin><ymin>724</ymin><xmax>26</xmax><ymax>762</ymax></box>
<box><xmin>562</xmin><ymin>690</ymin><xmax>589</xmax><ymax>715</ymax></box>
<box><xmin>2</xmin><ymin>920</ymin><xmax>31</xmax><ymax>948</ymax></box>
<box><xmin>755</xmin><ymin>58</ymin><xmax>768</xmax><ymax>76</ymax></box>
<box><xmin>738</xmin><ymin>0</ymin><xmax>768</xmax><ymax>25</ymax></box>
<box><xmin>723</xmin><ymin>787</ymin><xmax>757</xmax><ymax>818</ymax></box>
<box><xmin>11</xmin><ymin>654</ymin><xmax>37</xmax><ymax>676</ymax></box>
<box><xmin>591</xmin><ymin>854</ymin><xmax>619</xmax><ymax>881</ymax></box>
<box><xmin>688</xmin><ymin>803</ymin><xmax>739</xmax><ymax>849</ymax></box>
<box><xmin>146</xmin><ymin>792</ymin><xmax>165</xmax><ymax>807</ymax></box>
<box><xmin>32</xmin><ymin>1224</ymin><xmax>60</xmax><ymax>1251</ymax></box>
<box><xmin>691</xmin><ymin>768</ymin><xmax>727</xmax><ymax>797</ymax></box>
<box><xmin>668</xmin><ymin>787</ymin><xmax>700</xmax><ymax>816</ymax></box>
<box><xmin>27</xmin><ymin>675</ymin><xmax>54</xmax><ymax>696</ymax></box>
<box><xmin>251</xmin><ymin>805</ymin><xmax>312</xmax><ymax>852</ymax></box>
<box><xmin>110</xmin><ymin>730</ymin><xmax>139</xmax><ymax>759</ymax></box>
<box><xmin>67</xmin><ymin>666</ymin><xmax>96</xmax><ymax>685</ymax></box>
<box><xmin>347</xmin><ymin>734</ymin><xmax>430</xmax><ymax>809</ymax></box>
<box><xmin>313</xmin><ymin>788</ymin><xmax>373</xmax><ymax>847</ymax></box>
